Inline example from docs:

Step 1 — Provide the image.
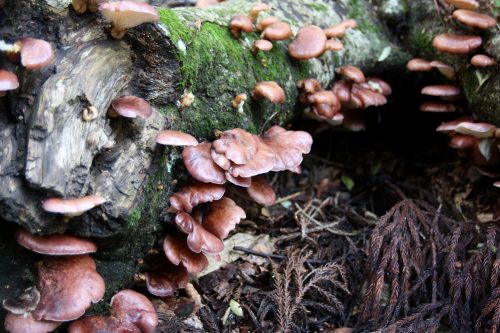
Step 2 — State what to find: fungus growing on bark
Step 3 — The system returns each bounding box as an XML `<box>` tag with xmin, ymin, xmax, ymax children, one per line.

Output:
<box><xmin>212</xmin><ymin>128</ymin><xmax>258</xmax><ymax>165</ymax></box>
<box><xmin>68</xmin><ymin>289</ymin><xmax>158</xmax><ymax>333</ymax></box>
<box><xmin>307</xmin><ymin>90</ymin><xmax>341</xmax><ymax>118</ymax></box>
<box><xmin>323</xmin><ymin>19</ymin><xmax>357</xmax><ymax>38</ymax></box>
<box><xmin>325</xmin><ymin>39</ymin><xmax>344</xmax><ymax>51</ymax></box>
<box><xmin>19</xmin><ymin>38</ymin><xmax>55</xmax><ymax>70</ymax></box>
<box><xmin>201</xmin><ymin>197</ymin><xmax>246</xmax><ymax>239</ymax></box>
<box><xmin>145</xmin><ymin>261</ymin><xmax>189</xmax><ymax>297</ymax></box>
<box><xmin>261</xmin><ymin>21</ymin><xmax>292</xmax><ymax>41</ymax></box>
<box><xmin>471</xmin><ymin>54</ymin><xmax>497</xmax><ymax>67</ymax></box>
<box><xmin>252</xmin><ymin>81</ymin><xmax>285</xmax><ymax>103</ymax></box>
<box><xmin>229</xmin><ymin>14</ymin><xmax>253</xmax><ymax>38</ymax></box>
<box><xmin>246</xmin><ymin>176</ymin><xmax>276</xmax><ymax>205</ymax></box>
<box><xmin>32</xmin><ymin>255</ymin><xmax>105</xmax><ymax>322</ymax></box>
<box><xmin>109</xmin><ymin>95</ymin><xmax>153</xmax><ymax>119</ymax></box>
<box><xmin>15</xmin><ymin>228</ymin><xmax>97</xmax><ymax>255</ymax></box>
<box><xmin>249</xmin><ymin>3</ymin><xmax>269</xmax><ymax>22</ymax></box>
<box><xmin>169</xmin><ymin>181</ymin><xmax>225</xmax><ymax>213</ymax></box>
<box><xmin>256</xmin><ymin>16</ymin><xmax>279</xmax><ymax>31</ymax></box>
<box><xmin>182</xmin><ymin>142</ymin><xmax>226</xmax><ymax>184</ymax></box>
<box><xmin>0</xmin><ymin>70</ymin><xmax>19</xmax><ymax>96</ymax></box>
<box><xmin>99</xmin><ymin>1</ymin><xmax>160</xmax><ymax>39</ymax></box>
<box><xmin>175</xmin><ymin>212</ymin><xmax>225</xmax><ymax>254</ymax></box>
<box><xmin>406</xmin><ymin>58</ymin><xmax>432</xmax><ymax>71</ymax></box>
<box><xmin>332</xmin><ymin>80</ymin><xmax>352</xmax><ymax>104</ymax></box>
<box><xmin>4</xmin><ymin>313</ymin><xmax>60</xmax><ymax>333</ymax></box>
<box><xmin>82</xmin><ymin>106</ymin><xmax>98</xmax><ymax>122</ymax></box>
<box><xmin>432</xmin><ymin>34</ymin><xmax>482</xmax><ymax>54</ymax></box>
<box><xmin>420</xmin><ymin>101</ymin><xmax>456</xmax><ymax>112</ymax></box>
<box><xmin>163</xmin><ymin>233</ymin><xmax>209</xmax><ymax>273</ymax></box>
<box><xmin>42</xmin><ymin>195</ymin><xmax>105</xmax><ymax>216</ymax></box>
<box><xmin>454</xmin><ymin>122</ymin><xmax>496</xmax><ymax>139</ymax></box>
<box><xmin>445</xmin><ymin>0</ymin><xmax>479</xmax><ymax>10</ymax></box>
<box><xmin>421</xmin><ymin>85</ymin><xmax>461</xmax><ymax>97</ymax></box>
<box><xmin>156</xmin><ymin>130</ymin><xmax>198</xmax><ymax>146</ymax></box>
<box><xmin>336</xmin><ymin>66</ymin><xmax>366</xmax><ymax>83</ymax></box>
<box><xmin>288</xmin><ymin>25</ymin><xmax>327</xmax><ymax>60</ymax></box>
<box><xmin>231</xmin><ymin>93</ymin><xmax>247</xmax><ymax>113</ymax></box>
<box><xmin>252</xmin><ymin>39</ymin><xmax>273</xmax><ymax>53</ymax></box>
<box><xmin>452</xmin><ymin>10</ymin><xmax>496</xmax><ymax>29</ymax></box>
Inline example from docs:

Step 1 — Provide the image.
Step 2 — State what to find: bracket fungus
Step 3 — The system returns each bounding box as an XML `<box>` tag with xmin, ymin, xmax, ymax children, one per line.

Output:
<box><xmin>68</xmin><ymin>289</ymin><xmax>158</xmax><ymax>333</ymax></box>
<box><xmin>452</xmin><ymin>9</ymin><xmax>496</xmax><ymax>29</ymax></box>
<box><xmin>15</xmin><ymin>228</ymin><xmax>97</xmax><ymax>255</ymax></box>
<box><xmin>432</xmin><ymin>34</ymin><xmax>482</xmax><ymax>54</ymax></box>
<box><xmin>42</xmin><ymin>195</ymin><xmax>105</xmax><ymax>216</ymax></box>
<box><xmin>170</xmin><ymin>181</ymin><xmax>225</xmax><ymax>213</ymax></box>
<box><xmin>99</xmin><ymin>1</ymin><xmax>160</xmax><ymax>39</ymax></box>
<box><xmin>246</xmin><ymin>176</ymin><xmax>276</xmax><ymax>206</ymax></box>
<box><xmin>163</xmin><ymin>233</ymin><xmax>209</xmax><ymax>273</ymax></box>
<box><xmin>252</xmin><ymin>81</ymin><xmax>285</xmax><ymax>104</ymax></box>
<box><xmin>183</xmin><ymin>142</ymin><xmax>227</xmax><ymax>184</ymax></box>
<box><xmin>156</xmin><ymin>130</ymin><xmax>198</xmax><ymax>146</ymax></box>
<box><xmin>109</xmin><ymin>95</ymin><xmax>153</xmax><ymax>119</ymax></box>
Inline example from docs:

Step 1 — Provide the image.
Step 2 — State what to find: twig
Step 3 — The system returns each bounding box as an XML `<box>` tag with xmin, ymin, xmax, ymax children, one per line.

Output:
<box><xmin>295</xmin><ymin>203</ymin><xmax>358</xmax><ymax>236</ymax></box>
<box><xmin>272</xmin><ymin>191</ymin><xmax>304</xmax><ymax>206</ymax></box>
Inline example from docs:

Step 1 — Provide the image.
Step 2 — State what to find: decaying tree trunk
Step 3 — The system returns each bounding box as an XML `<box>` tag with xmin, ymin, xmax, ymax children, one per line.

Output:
<box><xmin>0</xmin><ymin>0</ymin><xmax>497</xmax><ymax>314</ymax></box>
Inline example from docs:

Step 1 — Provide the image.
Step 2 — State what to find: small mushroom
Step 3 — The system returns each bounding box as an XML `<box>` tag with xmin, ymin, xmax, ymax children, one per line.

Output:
<box><xmin>175</xmin><ymin>212</ymin><xmax>225</xmax><ymax>254</ymax></box>
<box><xmin>156</xmin><ymin>130</ymin><xmax>198</xmax><ymax>146</ymax></box>
<box><xmin>471</xmin><ymin>54</ymin><xmax>497</xmax><ymax>67</ymax></box>
<box><xmin>0</xmin><ymin>70</ymin><xmax>19</xmax><ymax>96</ymax></box>
<box><xmin>15</xmin><ymin>228</ymin><xmax>97</xmax><ymax>255</ymax></box>
<box><xmin>212</xmin><ymin>128</ymin><xmax>259</xmax><ymax>165</ymax></box>
<box><xmin>229</xmin><ymin>14</ymin><xmax>253</xmax><ymax>38</ymax></box>
<box><xmin>454</xmin><ymin>122</ymin><xmax>496</xmax><ymax>139</ymax></box>
<box><xmin>252</xmin><ymin>39</ymin><xmax>273</xmax><ymax>53</ymax></box>
<box><xmin>109</xmin><ymin>95</ymin><xmax>153</xmax><ymax>119</ymax></box>
<box><xmin>420</xmin><ymin>101</ymin><xmax>456</xmax><ymax>112</ymax></box>
<box><xmin>182</xmin><ymin>142</ymin><xmax>226</xmax><ymax>184</ymax></box>
<box><xmin>261</xmin><ymin>21</ymin><xmax>292</xmax><ymax>41</ymax></box>
<box><xmin>288</xmin><ymin>25</ymin><xmax>327</xmax><ymax>60</ymax></box>
<box><xmin>246</xmin><ymin>176</ymin><xmax>276</xmax><ymax>205</ymax></box>
<box><xmin>335</xmin><ymin>65</ymin><xmax>366</xmax><ymax>83</ymax></box>
<box><xmin>406</xmin><ymin>58</ymin><xmax>432</xmax><ymax>71</ymax></box>
<box><xmin>252</xmin><ymin>81</ymin><xmax>285</xmax><ymax>103</ymax></box>
<box><xmin>145</xmin><ymin>262</ymin><xmax>189</xmax><ymax>297</ymax></box>
<box><xmin>256</xmin><ymin>16</ymin><xmax>279</xmax><ymax>31</ymax></box>
<box><xmin>452</xmin><ymin>9</ymin><xmax>496</xmax><ymax>29</ymax></box>
<box><xmin>432</xmin><ymin>33</ymin><xmax>482</xmax><ymax>54</ymax></box>
<box><xmin>429</xmin><ymin>60</ymin><xmax>456</xmax><ymax>80</ymax></box>
<box><xmin>201</xmin><ymin>197</ymin><xmax>246</xmax><ymax>239</ymax></box>
<box><xmin>82</xmin><ymin>106</ymin><xmax>98</xmax><ymax>122</ymax></box>
<box><xmin>231</xmin><ymin>93</ymin><xmax>248</xmax><ymax>112</ymax></box>
<box><xmin>42</xmin><ymin>195</ymin><xmax>105</xmax><ymax>216</ymax></box>
<box><xmin>163</xmin><ymin>233</ymin><xmax>209</xmax><ymax>273</ymax></box>
<box><xmin>4</xmin><ymin>313</ymin><xmax>60</xmax><ymax>333</ymax></box>
<box><xmin>19</xmin><ymin>38</ymin><xmax>55</xmax><ymax>70</ymax></box>
<box><xmin>445</xmin><ymin>0</ymin><xmax>479</xmax><ymax>10</ymax></box>
<box><xmin>170</xmin><ymin>181</ymin><xmax>225</xmax><ymax>213</ymax></box>
<box><xmin>421</xmin><ymin>85</ymin><xmax>461</xmax><ymax>97</ymax></box>
<box><xmin>99</xmin><ymin>1</ymin><xmax>160</xmax><ymax>39</ymax></box>
<box><xmin>249</xmin><ymin>3</ymin><xmax>269</xmax><ymax>22</ymax></box>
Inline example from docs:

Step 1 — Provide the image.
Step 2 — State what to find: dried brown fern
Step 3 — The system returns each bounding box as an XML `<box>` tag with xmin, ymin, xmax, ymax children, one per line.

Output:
<box><xmin>271</xmin><ymin>250</ymin><xmax>349</xmax><ymax>332</ymax></box>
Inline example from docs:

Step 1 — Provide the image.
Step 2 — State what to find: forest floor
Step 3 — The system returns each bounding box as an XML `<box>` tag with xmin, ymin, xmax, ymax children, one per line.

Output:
<box><xmin>151</xmin><ymin>116</ymin><xmax>500</xmax><ymax>333</ymax></box>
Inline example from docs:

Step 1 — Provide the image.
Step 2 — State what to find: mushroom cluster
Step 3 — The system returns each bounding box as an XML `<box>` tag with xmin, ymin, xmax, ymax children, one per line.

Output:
<box><xmin>149</xmin><ymin>126</ymin><xmax>312</xmax><ymax>295</ymax></box>
<box><xmin>299</xmin><ymin>65</ymin><xmax>391</xmax><ymax>131</ymax></box>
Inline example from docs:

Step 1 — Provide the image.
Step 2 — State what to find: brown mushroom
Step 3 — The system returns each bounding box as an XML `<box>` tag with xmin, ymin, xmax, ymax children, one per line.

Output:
<box><xmin>420</xmin><ymin>101</ymin><xmax>456</xmax><ymax>112</ymax></box>
<box><xmin>175</xmin><ymin>212</ymin><xmax>225</xmax><ymax>254</ymax></box>
<box><xmin>169</xmin><ymin>181</ymin><xmax>225</xmax><ymax>213</ymax></box>
<box><xmin>454</xmin><ymin>122</ymin><xmax>496</xmax><ymax>139</ymax></box>
<box><xmin>246</xmin><ymin>176</ymin><xmax>276</xmax><ymax>205</ymax></box>
<box><xmin>261</xmin><ymin>21</ymin><xmax>292</xmax><ymax>41</ymax></box>
<box><xmin>145</xmin><ymin>262</ymin><xmax>189</xmax><ymax>297</ymax></box>
<box><xmin>163</xmin><ymin>233</ymin><xmax>209</xmax><ymax>273</ymax></box>
<box><xmin>406</xmin><ymin>58</ymin><xmax>432</xmax><ymax>72</ymax></box>
<box><xmin>435</xmin><ymin>117</ymin><xmax>474</xmax><ymax>134</ymax></box>
<box><xmin>109</xmin><ymin>95</ymin><xmax>153</xmax><ymax>119</ymax></box>
<box><xmin>432</xmin><ymin>34</ymin><xmax>482</xmax><ymax>54</ymax></box>
<box><xmin>256</xmin><ymin>16</ymin><xmax>279</xmax><ymax>31</ymax></box>
<box><xmin>421</xmin><ymin>85</ymin><xmax>461</xmax><ymax>97</ymax></box>
<box><xmin>332</xmin><ymin>80</ymin><xmax>352</xmax><ymax>103</ymax></box>
<box><xmin>32</xmin><ymin>255</ymin><xmax>105</xmax><ymax>322</ymax></box>
<box><xmin>252</xmin><ymin>39</ymin><xmax>273</xmax><ymax>53</ymax></box>
<box><xmin>445</xmin><ymin>0</ymin><xmax>479</xmax><ymax>10</ymax></box>
<box><xmin>288</xmin><ymin>25</ymin><xmax>327</xmax><ymax>60</ymax></box>
<box><xmin>0</xmin><ymin>70</ymin><xmax>19</xmax><ymax>95</ymax></box>
<box><xmin>325</xmin><ymin>39</ymin><xmax>344</xmax><ymax>51</ymax></box>
<box><xmin>4</xmin><ymin>313</ymin><xmax>60</xmax><ymax>333</ymax></box>
<box><xmin>429</xmin><ymin>60</ymin><xmax>456</xmax><ymax>80</ymax></box>
<box><xmin>252</xmin><ymin>81</ymin><xmax>285</xmax><ymax>103</ymax></box>
<box><xmin>201</xmin><ymin>197</ymin><xmax>246</xmax><ymax>239</ymax></box>
<box><xmin>249</xmin><ymin>3</ymin><xmax>269</xmax><ymax>22</ymax></box>
<box><xmin>99</xmin><ymin>1</ymin><xmax>160</xmax><ymax>39</ymax></box>
<box><xmin>229</xmin><ymin>14</ymin><xmax>253</xmax><ymax>38</ymax></box>
<box><xmin>335</xmin><ymin>65</ymin><xmax>366</xmax><ymax>83</ymax></box>
<box><xmin>452</xmin><ymin>10</ymin><xmax>496</xmax><ymax>29</ymax></box>
<box><xmin>19</xmin><ymin>38</ymin><xmax>54</xmax><ymax>70</ymax></box>
<box><xmin>324</xmin><ymin>24</ymin><xmax>347</xmax><ymax>38</ymax></box>
<box><xmin>156</xmin><ymin>130</ymin><xmax>198</xmax><ymax>146</ymax></box>
<box><xmin>471</xmin><ymin>54</ymin><xmax>497</xmax><ymax>67</ymax></box>
<box><xmin>15</xmin><ymin>228</ymin><xmax>97</xmax><ymax>255</ymax></box>
<box><xmin>3</xmin><ymin>287</ymin><xmax>40</xmax><ymax>316</ymax></box>
<box><xmin>42</xmin><ymin>195</ymin><xmax>105</xmax><ymax>216</ymax></box>
<box><xmin>212</xmin><ymin>128</ymin><xmax>259</xmax><ymax>165</ymax></box>
<box><xmin>182</xmin><ymin>142</ymin><xmax>226</xmax><ymax>184</ymax></box>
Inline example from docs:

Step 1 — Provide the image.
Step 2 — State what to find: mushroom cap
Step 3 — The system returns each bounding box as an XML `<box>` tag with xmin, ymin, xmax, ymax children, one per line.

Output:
<box><xmin>432</xmin><ymin>34</ymin><xmax>482</xmax><ymax>54</ymax></box>
<box><xmin>175</xmin><ymin>212</ymin><xmax>225</xmax><ymax>254</ymax></box>
<box><xmin>406</xmin><ymin>58</ymin><xmax>432</xmax><ymax>71</ymax></box>
<box><xmin>449</xmin><ymin>134</ymin><xmax>478</xmax><ymax>150</ymax></box>
<box><xmin>41</xmin><ymin>195</ymin><xmax>105</xmax><ymax>215</ymax></box>
<box><xmin>195</xmin><ymin>0</ymin><xmax>220</xmax><ymax>8</ymax></box>
<box><xmin>156</xmin><ymin>130</ymin><xmax>198</xmax><ymax>146</ymax></box>
<box><xmin>452</xmin><ymin>10</ymin><xmax>496</xmax><ymax>29</ymax></box>
<box><xmin>324</xmin><ymin>24</ymin><xmax>347</xmax><ymax>38</ymax></box>
<box><xmin>340</xmin><ymin>19</ymin><xmax>358</xmax><ymax>29</ymax></box>
<box><xmin>332</xmin><ymin>80</ymin><xmax>352</xmax><ymax>103</ymax></box>
<box><xmin>249</xmin><ymin>3</ymin><xmax>270</xmax><ymax>22</ymax></box>
<box><xmin>15</xmin><ymin>228</ymin><xmax>97</xmax><ymax>255</ymax></box>
<box><xmin>229</xmin><ymin>14</ymin><xmax>254</xmax><ymax>38</ymax></box>
<box><xmin>246</xmin><ymin>176</ymin><xmax>276</xmax><ymax>205</ymax></box>
<box><xmin>145</xmin><ymin>262</ymin><xmax>189</xmax><ymax>297</ymax></box>
<box><xmin>202</xmin><ymin>197</ymin><xmax>246</xmax><ymax>239</ymax></box>
<box><xmin>68</xmin><ymin>316</ymin><xmax>140</xmax><ymax>333</ymax></box>
<box><xmin>261</xmin><ymin>21</ymin><xmax>292</xmax><ymax>41</ymax></box>
<box><xmin>429</xmin><ymin>60</ymin><xmax>456</xmax><ymax>80</ymax></box>
<box><xmin>298</xmin><ymin>78</ymin><xmax>322</xmax><ymax>94</ymax></box>
<box><xmin>325</xmin><ymin>39</ymin><xmax>343</xmax><ymax>51</ymax></box>
<box><xmin>364</xmin><ymin>77</ymin><xmax>392</xmax><ymax>96</ymax></box>
<box><xmin>110</xmin><ymin>290</ymin><xmax>158</xmax><ymax>333</ymax></box>
<box><xmin>252</xmin><ymin>81</ymin><xmax>285</xmax><ymax>103</ymax></box>
<box><xmin>335</xmin><ymin>65</ymin><xmax>366</xmax><ymax>83</ymax></box>
<box><xmin>471</xmin><ymin>54</ymin><xmax>497</xmax><ymax>67</ymax></box>
<box><xmin>212</xmin><ymin>128</ymin><xmax>259</xmax><ymax>165</ymax></box>
<box><xmin>307</xmin><ymin>90</ymin><xmax>341</xmax><ymax>117</ymax></box>
<box><xmin>4</xmin><ymin>313</ymin><xmax>60</xmax><ymax>333</ymax></box>
<box><xmin>253</xmin><ymin>39</ymin><xmax>273</xmax><ymax>52</ymax></box>
<box><xmin>225</xmin><ymin>172</ymin><xmax>252</xmax><ymax>187</ymax></box>
<box><xmin>256</xmin><ymin>16</ymin><xmax>279</xmax><ymax>31</ymax></box>
<box><xmin>435</xmin><ymin>117</ymin><xmax>474</xmax><ymax>134</ymax></box>
<box><xmin>454</xmin><ymin>122</ymin><xmax>496</xmax><ymax>139</ymax></box>
<box><xmin>19</xmin><ymin>38</ymin><xmax>54</xmax><ymax>70</ymax></box>
<box><xmin>32</xmin><ymin>255</ymin><xmax>105</xmax><ymax>322</ymax></box>
<box><xmin>170</xmin><ymin>181</ymin><xmax>225</xmax><ymax>213</ymax></box>
<box><xmin>420</xmin><ymin>101</ymin><xmax>456</xmax><ymax>112</ymax></box>
<box><xmin>163</xmin><ymin>233</ymin><xmax>209</xmax><ymax>273</ymax></box>
<box><xmin>445</xmin><ymin>0</ymin><xmax>479</xmax><ymax>10</ymax></box>
<box><xmin>211</xmin><ymin>149</ymin><xmax>232</xmax><ymax>170</ymax></box>
<box><xmin>421</xmin><ymin>85</ymin><xmax>461</xmax><ymax>97</ymax></box>
<box><xmin>351</xmin><ymin>84</ymin><xmax>387</xmax><ymax>108</ymax></box>
<box><xmin>111</xmin><ymin>95</ymin><xmax>153</xmax><ymax>119</ymax></box>
<box><xmin>99</xmin><ymin>1</ymin><xmax>159</xmax><ymax>30</ymax></box>
<box><xmin>2</xmin><ymin>287</ymin><xmax>40</xmax><ymax>315</ymax></box>
<box><xmin>0</xmin><ymin>70</ymin><xmax>19</xmax><ymax>92</ymax></box>
<box><xmin>229</xmin><ymin>138</ymin><xmax>275</xmax><ymax>178</ymax></box>
<box><xmin>182</xmin><ymin>142</ymin><xmax>226</xmax><ymax>184</ymax></box>
<box><xmin>288</xmin><ymin>25</ymin><xmax>327</xmax><ymax>60</ymax></box>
